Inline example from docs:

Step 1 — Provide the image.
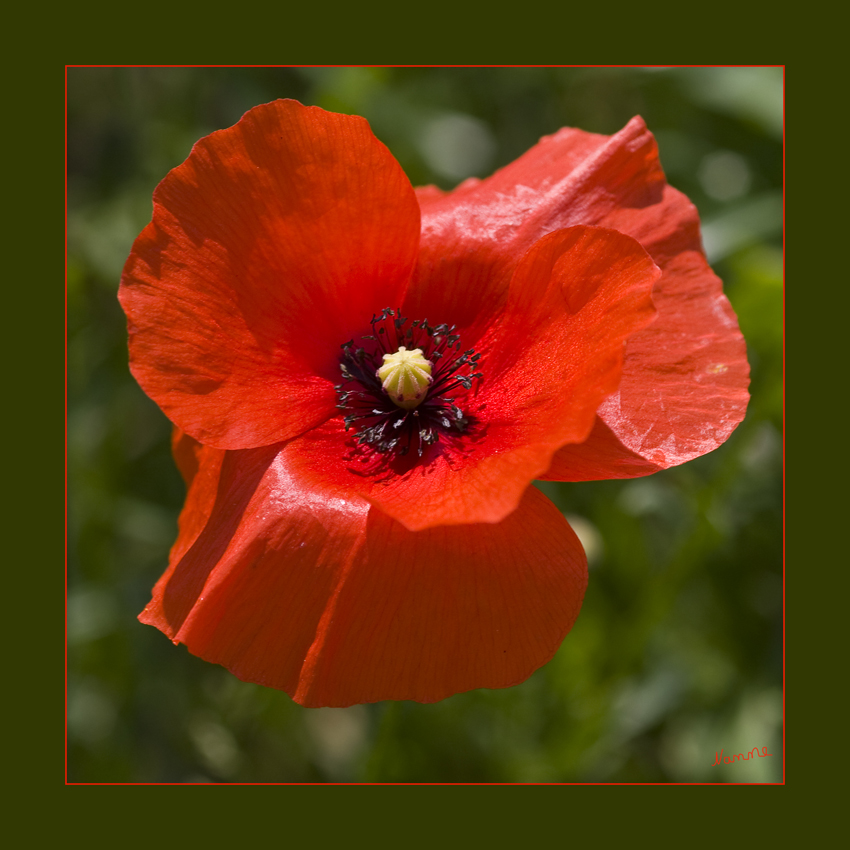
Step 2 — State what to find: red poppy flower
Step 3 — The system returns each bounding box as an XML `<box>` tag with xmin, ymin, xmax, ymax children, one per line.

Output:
<box><xmin>119</xmin><ymin>100</ymin><xmax>748</xmax><ymax>707</ymax></box>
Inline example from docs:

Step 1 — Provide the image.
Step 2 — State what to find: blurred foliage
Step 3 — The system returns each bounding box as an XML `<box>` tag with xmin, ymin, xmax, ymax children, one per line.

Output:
<box><xmin>67</xmin><ymin>67</ymin><xmax>784</xmax><ymax>783</ymax></box>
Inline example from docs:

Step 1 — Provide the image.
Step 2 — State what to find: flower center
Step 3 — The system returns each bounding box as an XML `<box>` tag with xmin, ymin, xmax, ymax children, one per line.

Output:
<box><xmin>335</xmin><ymin>308</ymin><xmax>482</xmax><ymax>457</ymax></box>
<box><xmin>377</xmin><ymin>347</ymin><xmax>433</xmax><ymax>410</ymax></box>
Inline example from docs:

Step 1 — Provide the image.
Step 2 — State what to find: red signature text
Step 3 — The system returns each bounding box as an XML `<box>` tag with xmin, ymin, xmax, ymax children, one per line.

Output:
<box><xmin>711</xmin><ymin>747</ymin><xmax>772</xmax><ymax>766</ymax></box>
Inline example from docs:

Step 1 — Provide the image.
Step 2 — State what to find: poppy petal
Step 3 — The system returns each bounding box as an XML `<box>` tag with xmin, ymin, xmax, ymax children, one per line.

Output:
<box><xmin>592</xmin><ymin>242</ymin><xmax>749</xmax><ymax>472</ymax></box>
<box><xmin>140</xmin><ymin>443</ymin><xmax>587</xmax><ymax>707</ymax></box>
<box><xmin>296</xmin><ymin>485</ymin><xmax>587</xmax><ymax>707</ymax></box>
<box><xmin>119</xmin><ymin>100</ymin><xmax>420</xmax><ymax>450</ymax></box>
<box><xmin>539</xmin><ymin>415</ymin><xmax>664</xmax><ymax>481</ymax></box>
<box><xmin>407</xmin><ymin>119</ymin><xmax>661</xmax><ymax>338</ymax></box>
<box><xmin>285</xmin><ymin>226</ymin><xmax>659</xmax><ymax>531</ymax></box>
<box><xmin>414</xmin><ymin>116</ymin><xmax>749</xmax><ymax>473</ymax></box>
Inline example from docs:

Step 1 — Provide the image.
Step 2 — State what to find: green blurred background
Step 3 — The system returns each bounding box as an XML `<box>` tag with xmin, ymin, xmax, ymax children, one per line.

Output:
<box><xmin>67</xmin><ymin>67</ymin><xmax>783</xmax><ymax>783</ymax></box>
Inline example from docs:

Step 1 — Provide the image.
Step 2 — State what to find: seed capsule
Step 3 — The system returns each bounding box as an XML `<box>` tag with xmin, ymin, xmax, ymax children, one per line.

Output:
<box><xmin>377</xmin><ymin>347</ymin><xmax>433</xmax><ymax>410</ymax></box>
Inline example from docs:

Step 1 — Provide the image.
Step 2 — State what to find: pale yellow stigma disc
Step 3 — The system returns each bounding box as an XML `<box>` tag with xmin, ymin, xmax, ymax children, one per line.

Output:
<box><xmin>377</xmin><ymin>347</ymin><xmax>433</xmax><ymax>410</ymax></box>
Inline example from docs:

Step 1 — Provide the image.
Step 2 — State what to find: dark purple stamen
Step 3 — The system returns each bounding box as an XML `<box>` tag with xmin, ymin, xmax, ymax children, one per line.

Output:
<box><xmin>334</xmin><ymin>308</ymin><xmax>482</xmax><ymax>457</ymax></box>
